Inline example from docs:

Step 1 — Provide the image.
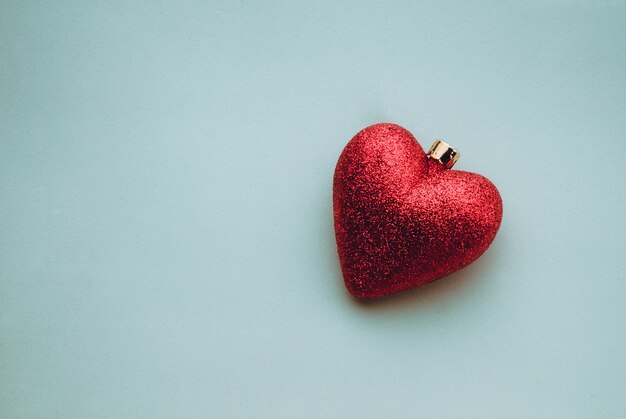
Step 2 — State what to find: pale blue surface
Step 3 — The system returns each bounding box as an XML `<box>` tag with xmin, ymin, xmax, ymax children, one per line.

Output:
<box><xmin>1</xmin><ymin>1</ymin><xmax>625</xmax><ymax>418</ymax></box>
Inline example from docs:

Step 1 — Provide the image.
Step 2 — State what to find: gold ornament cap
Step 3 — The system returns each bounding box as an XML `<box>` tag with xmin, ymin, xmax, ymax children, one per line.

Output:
<box><xmin>428</xmin><ymin>139</ymin><xmax>459</xmax><ymax>169</ymax></box>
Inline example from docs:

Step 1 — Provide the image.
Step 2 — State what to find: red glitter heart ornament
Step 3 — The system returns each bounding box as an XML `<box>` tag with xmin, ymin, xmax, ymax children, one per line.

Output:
<box><xmin>333</xmin><ymin>123</ymin><xmax>503</xmax><ymax>299</ymax></box>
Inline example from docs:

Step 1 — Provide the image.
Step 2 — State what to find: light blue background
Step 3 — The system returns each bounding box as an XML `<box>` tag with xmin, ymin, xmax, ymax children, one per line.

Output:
<box><xmin>1</xmin><ymin>1</ymin><xmax>625</xmax><ymax>418</ymax></box>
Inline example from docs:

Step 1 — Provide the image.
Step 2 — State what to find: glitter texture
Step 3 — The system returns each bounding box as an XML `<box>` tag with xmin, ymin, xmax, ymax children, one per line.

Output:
<box><xmin>333</xmin><ymin>123</ymin><xmax>503</xmax><ymax>299</ymax></box>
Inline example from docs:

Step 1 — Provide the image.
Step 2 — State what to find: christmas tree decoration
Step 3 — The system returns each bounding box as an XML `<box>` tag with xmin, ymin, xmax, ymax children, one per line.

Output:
<box><xmin>333</xmin><ymin>123</ymin><xmax>502</xmax><ymax>299</ymax></box>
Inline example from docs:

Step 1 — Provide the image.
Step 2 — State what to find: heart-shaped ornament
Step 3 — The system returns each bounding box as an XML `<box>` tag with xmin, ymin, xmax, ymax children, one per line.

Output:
<box><xmin>333</xmin><ymin>123</ymin><xmax>503</xmax><ymax>299</ymax></box>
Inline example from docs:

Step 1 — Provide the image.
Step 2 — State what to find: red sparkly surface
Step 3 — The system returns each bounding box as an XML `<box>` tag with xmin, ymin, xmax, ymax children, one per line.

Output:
<box><xmin>333</xmin><ymin>123</ymin><xmax>503</xmax><ymax>299</ymax></box>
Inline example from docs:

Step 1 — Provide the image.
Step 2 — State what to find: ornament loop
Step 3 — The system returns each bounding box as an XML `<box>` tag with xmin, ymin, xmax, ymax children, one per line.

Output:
<box><xmin>428</xmin><ymin>140</ymin><xmax>459</xmax><ymax>169</ymax></box>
